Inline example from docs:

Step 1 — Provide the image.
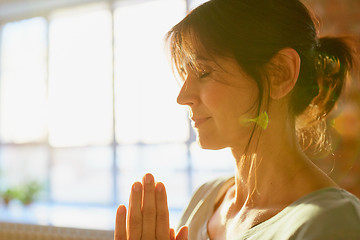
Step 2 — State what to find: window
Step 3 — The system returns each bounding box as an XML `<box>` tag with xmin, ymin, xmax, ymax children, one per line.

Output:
<box><xmin>0</xmin><ymin>17</ymin><xmax>47</xmax><ymax>144</ymax></box>
<box><xmin>0</xmin><ymin>0</ymin><xmax>232</xmax><ymax>229</ymax></box>
<box><xmin>47</xmin><ymin>4</ymin><xmax>114</xmax><ymax>204</ymax></box>
<box><xmin>0</xmin><ymin>17</ymin><xmax>48</xmax><ymax>188</ymax></box>
<box><xmin>48</xmin><ymin>5</ymin><xmax>113</xmax><ymax>147</ymax></box>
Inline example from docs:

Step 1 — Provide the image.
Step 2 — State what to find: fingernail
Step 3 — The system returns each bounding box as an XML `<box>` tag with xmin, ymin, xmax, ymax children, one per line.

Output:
<box><xmin>144</xmin><ymin>173</ymin><xmax>153</xmax><ymax>184</ymax></box>
<box><xmin>133</xmin><ymin>182</ymin><xmax>141</xmax><ymax>192</ymax></box>
<box><xmin>117</xmin><ymin>205</ymin><xmax>125</xmax><ymax>215</ymax></box>
<box><xmin>156</xmin><ymin>183</ymin><xmax>163</xmax><ymax>192</ymax></box>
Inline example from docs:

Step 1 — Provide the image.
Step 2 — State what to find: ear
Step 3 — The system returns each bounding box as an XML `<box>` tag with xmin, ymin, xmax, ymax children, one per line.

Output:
<box><xmin>267</xmin><ymin>48</ymin><xmax>300</xmax><ymax>100</ymax></box>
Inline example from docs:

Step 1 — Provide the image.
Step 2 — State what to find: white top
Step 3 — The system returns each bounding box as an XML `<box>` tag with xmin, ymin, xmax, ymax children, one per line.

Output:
<box><xmin>177</xmin><ymin>176</ymin><xmax>360</xmax><ymax>240</ymax></box>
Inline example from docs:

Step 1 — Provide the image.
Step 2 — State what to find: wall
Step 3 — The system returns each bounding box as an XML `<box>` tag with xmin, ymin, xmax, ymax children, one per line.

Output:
<box><xmin>305</xmin><ymin>0</ymin><xmax>360</xmax><ymax>197</ymax></box>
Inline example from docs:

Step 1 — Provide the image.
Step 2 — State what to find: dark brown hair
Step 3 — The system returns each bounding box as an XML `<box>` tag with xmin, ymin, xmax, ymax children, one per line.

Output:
<box><xmin>166</xmin><ymin>0</ymin><xmax>359</xmax><ymax>152</ymax></box>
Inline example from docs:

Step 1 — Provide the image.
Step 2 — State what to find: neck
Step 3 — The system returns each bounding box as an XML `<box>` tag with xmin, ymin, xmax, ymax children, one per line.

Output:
<box><xmin>229</xmin><ymin>102</ymin><xmax>334</xmax><ymax>211</ymax></box>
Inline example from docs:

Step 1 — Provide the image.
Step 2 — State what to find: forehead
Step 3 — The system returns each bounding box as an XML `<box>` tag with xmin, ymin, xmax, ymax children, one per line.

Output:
<box><xmin>178</xmin><ymin>27</ymin><xmax>242</xmax><ymax>68</ymax></box>
<box><xmin>178</xmin><ymin>38</ymin><xmax>224</xmax><ymax>72</ymax></box>
<box><xmin>174</xmin><ymin>27</ymin><xmax>215</xmax><ymax>60</ymax></box>
<box><xmin>171</xmin><ymin>27</ymin><xmax>253</xmax><ymax>82</ymax></box>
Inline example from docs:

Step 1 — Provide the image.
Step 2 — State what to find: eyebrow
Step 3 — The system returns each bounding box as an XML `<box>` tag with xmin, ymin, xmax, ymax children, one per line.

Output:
<box><xmin>182</xmin><ymin>56</ymin><xmax>212</xmax><ymax>66</ymax></box>
<box><xmin>194</xmin><ymin>55</ymin><xmax>211</xmax><ymax>62</ymax></box>
<box><xmin>195</xmin><ymin>57</ymin><xmax>217</xmax><ymax>67</ymax></box>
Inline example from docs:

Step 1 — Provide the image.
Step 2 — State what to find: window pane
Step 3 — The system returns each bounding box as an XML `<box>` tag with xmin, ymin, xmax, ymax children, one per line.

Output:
<box><xmin>190</xmin><ymin>143</ymin><xmax>234</xmax><ymax>171</ymax></box>
<box><xmin>0</xmin><ymin>145</ymin><xmax>48</xmax><ymax>189</ymax></box>
<box><xmin>0</xmin><ymin>17</ymin><xmax>47</xmax><ymax>143</ymax></box>
<box><xmin>51</xmin><ymin>147</ymin><xmax>113</xmax><ymax>204</ymax></box>
<box><xmin>190</xmin><ymin>143</ymin><xmax>234</xmax><ymax>189</ymax></box>
<box><xmin>48</xmin><ymin>7</ymin><xmax>113</xmax><ymax>147</ymax></box>
<box><xmin>114</xmin><ymin>0</ymin><xmax>188</xmax><ymax>144</ymax></box>
<box><xmin>189</xmin><ymin>0</ymin><xmax>209</xmax><ymax>10</ymax></box>
<box><xmin>117</xmin><ymin>144</ymin><xmax>189</xmax><ymax>207</ymax></box>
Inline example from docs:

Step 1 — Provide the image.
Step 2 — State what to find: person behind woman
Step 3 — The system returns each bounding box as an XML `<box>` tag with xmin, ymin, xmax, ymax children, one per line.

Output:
<box><xmin>114</xmin><ymin>0</ymin><xmax>360</xmax><ymax>239</ymax></box>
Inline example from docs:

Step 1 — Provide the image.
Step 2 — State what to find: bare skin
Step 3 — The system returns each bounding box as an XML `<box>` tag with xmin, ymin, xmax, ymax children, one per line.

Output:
<box><xmin>203</xmin><ymin>50</ymin><xmax>338</xmax><ymax>239</ymax></box>
<box><xmin>206</xmin><ymin>102</ymin><xmax>337</xmax><ymax>239</ymax></box>
<box><xmin>177</xmin><ymin>48</ymin><xmax>338</xmax><ymax>239</ymax></box>
<box><xmin>115</xmin><ymin>48</ymin><xmax>337</xmax><ymax>240</ymax></box>
<box><xmin>114</xmin><ymin>173</ymin><xmax>188</xmax><ymax>240</ymax></box>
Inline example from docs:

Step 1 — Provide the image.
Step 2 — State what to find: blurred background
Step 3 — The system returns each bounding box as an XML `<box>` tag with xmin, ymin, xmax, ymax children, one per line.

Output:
<box><xmin>0</xmin><ymin>0</ymin><xmax>358</xmax><ymax>233</ymax></box>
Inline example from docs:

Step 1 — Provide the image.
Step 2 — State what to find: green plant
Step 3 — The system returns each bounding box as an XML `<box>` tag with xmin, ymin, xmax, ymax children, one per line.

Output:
<box><xmin>1</xmin><ymin>188</ymin><xmax>21</xmax><ymax>206</ymax></box>
<box><xmin>18</xmin><ymin>181</ymin><xmax>43</xmax><ymax>205</ymax></box>
<box><xmin>1</xmin><ymin>181</ymin><xmax>43</xmax><ymax>206</ymax></box>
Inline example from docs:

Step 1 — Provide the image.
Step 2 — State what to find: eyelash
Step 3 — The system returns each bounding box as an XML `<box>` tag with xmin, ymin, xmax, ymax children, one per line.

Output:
<box><xmin>179</xmin><ymin>65</ymin><xmax>212</xmax><ymax>80</ymax></box>
<box><xmin>178</xmin><ymin>67</ymin><xmax>187</xmax><ymax>79</ymax></box>
<box><xmin>199</xmin><ymin>71</ymin><xmax>211</xmax><ymax>79</ymax></box>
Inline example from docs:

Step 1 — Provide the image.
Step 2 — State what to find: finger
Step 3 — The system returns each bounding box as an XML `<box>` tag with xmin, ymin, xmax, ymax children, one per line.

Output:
<box><xmin>170</xmin><ymin>228</ymin><xmax>175</xmax><ymax>240</ymax></box>
<box><xmin>128</xmin><ymin>182</ymin><xmax>143</xmax><ymax>240</ymax></box>
<box><xmin>176</xmin><ymin>226</ymin><xmax>188</xmax><ymax>240</ymax></box>
<box><xmin>155</xmin><ymin>182</ymin><xmax>170</xmax><ymax>240</ymax></box>
<box><xmin>141</xmin><ymin>173</ymin><xmax>156</xmax><ymax>239</ymax></box>
<box><xmin>114</xmin><ymin>205</ymin><xmax>127</xmax><ymax>240</ymax></box>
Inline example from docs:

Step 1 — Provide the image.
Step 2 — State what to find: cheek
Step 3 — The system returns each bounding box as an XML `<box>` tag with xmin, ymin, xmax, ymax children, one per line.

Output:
<box><xmin>201</xmin><ymin>86</ymin><xmax>226</xmax><ymax>108</ymax></box>
<box><xmin>215</xmin><ymin>89</ymin><xmax>259</xmax><ymax>118</ymax></box>
<box><xmin>201</xmin><ymin>80</ymin><xmax>260</xmax><ymax>121</ymax></box>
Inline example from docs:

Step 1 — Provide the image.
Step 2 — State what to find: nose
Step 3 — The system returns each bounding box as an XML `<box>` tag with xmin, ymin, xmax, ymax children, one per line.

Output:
<box><xmin>177</xmin><ymin>75</ymin><xmax>199</xmax><ymax>106</ymax></box>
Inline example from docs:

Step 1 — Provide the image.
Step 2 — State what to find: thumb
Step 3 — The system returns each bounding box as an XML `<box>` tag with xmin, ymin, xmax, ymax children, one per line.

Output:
<box><xmin>176</xmin><ymin>226</ymin><xmax>188</xmax><ymax>240</ymax></box>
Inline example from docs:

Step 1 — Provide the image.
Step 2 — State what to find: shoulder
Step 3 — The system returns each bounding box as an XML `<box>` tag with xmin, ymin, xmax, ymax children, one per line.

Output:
<box><xmin>292</xmin><ymin>188</ymin><xmax>360</xmax><ymax>239</ymax></box>
<box><xmin>177</xmin><ymin>176</ymin><xmax>233</xmax><ymax>229</ymax></box>
<box><xmin>193</xmin><ymin>176</ymin><xmax>234</xmax><ymax>198</ymax></box>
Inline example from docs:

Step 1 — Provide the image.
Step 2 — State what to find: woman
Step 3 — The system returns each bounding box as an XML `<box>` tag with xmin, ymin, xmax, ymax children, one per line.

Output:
<box><xmin>115</xmin><ymin>0</ymin><xmax>360</xmax><ymax>239</ymax></box>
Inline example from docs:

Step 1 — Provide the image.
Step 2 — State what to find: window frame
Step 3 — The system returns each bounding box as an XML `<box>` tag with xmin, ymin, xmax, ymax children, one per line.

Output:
<box><xmin>0</xmin><ymin>0</ymin><xmax>199</xmax><ymax>207</ymax></box>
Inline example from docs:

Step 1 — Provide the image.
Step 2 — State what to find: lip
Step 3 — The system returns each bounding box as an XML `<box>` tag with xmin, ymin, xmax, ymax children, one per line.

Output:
<box><xmin>191</xmin><ymin>117</ymin><xmax>211</xmax><ymax>128</ymax></box>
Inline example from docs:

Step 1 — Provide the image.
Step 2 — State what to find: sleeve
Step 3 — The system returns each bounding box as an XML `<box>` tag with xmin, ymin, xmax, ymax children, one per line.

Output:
<box><xmin>294</xmin><ymin>196</ymin><xmax>360</xmax><ymax>240</ymax></box>
<box><xmin>176</xmin><ymin>176</ymin><xmax>232</xmax><ymax>232</ymax></box>
<box><xmin>176</xmin><ymin>179</ymin><xmax>217</xmax><ymax>230</ymax></box>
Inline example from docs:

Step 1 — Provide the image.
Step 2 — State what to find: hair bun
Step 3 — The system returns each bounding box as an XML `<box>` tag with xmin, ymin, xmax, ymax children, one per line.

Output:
<box><xmin>315</xmin><ymin>53</ymin><xmax>341</xmax><ymax>77</ymax></box>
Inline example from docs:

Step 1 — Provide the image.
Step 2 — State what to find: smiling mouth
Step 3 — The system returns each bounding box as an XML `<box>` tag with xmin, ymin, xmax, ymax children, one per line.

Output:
<box><xmin>191</xmin><ymin>117</ymin><xmax>211</xmax><ymax>128</ymax></box>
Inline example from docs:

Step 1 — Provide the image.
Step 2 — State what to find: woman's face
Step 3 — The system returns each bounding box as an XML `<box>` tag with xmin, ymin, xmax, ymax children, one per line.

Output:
<box><xmin>177</xmin><ymin>54</ymin><xmax>260</xmax><ymax>150</ymax></box>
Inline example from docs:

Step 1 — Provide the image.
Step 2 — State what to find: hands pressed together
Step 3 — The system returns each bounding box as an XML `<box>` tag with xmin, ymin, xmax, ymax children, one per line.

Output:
<box><xmin>114</xmin><ymin>173</ymin><xmax>188</xmax><ymax>240</ymax></box>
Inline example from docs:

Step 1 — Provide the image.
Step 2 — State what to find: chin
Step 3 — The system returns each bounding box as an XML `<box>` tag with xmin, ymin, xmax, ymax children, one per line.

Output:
<box><xmin>196</xmin><ymin>137</ymin><xmax>227</xmax><ymax>150</ymax></box>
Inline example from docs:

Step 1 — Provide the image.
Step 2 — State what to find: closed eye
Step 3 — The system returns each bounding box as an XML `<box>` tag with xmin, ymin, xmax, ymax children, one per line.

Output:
<box><xmin>199</xmin><ymin>71</ymin><xmax>211</xmax><ymax>78</ymax></box>
<box><xmin>178</xmin><ymin>66</ymin><xmax>188</xmax><ymax>80</ymax></box>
